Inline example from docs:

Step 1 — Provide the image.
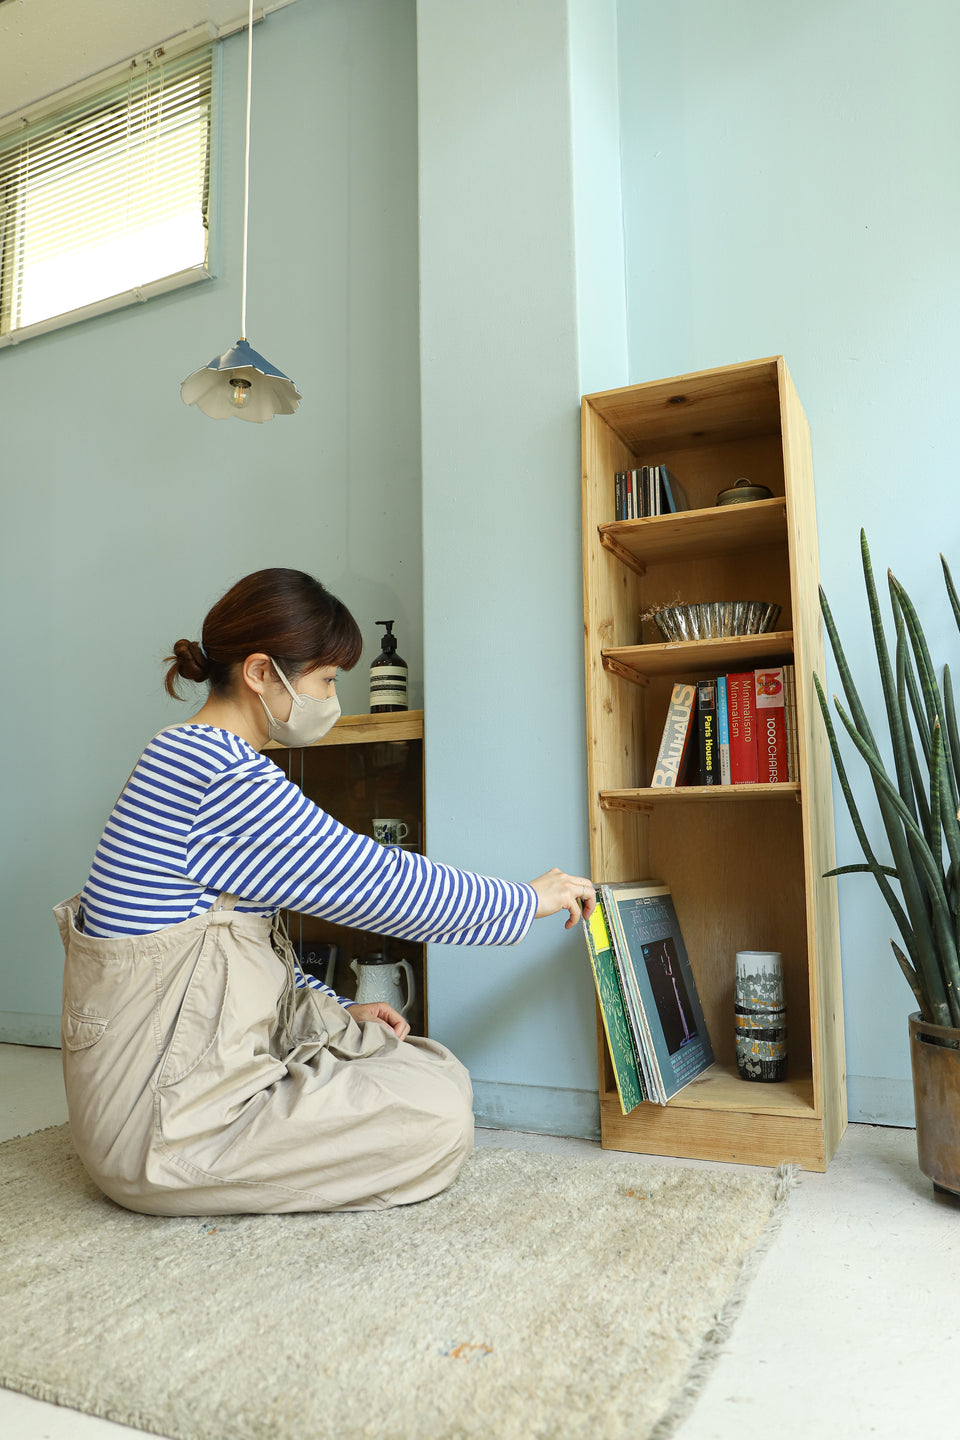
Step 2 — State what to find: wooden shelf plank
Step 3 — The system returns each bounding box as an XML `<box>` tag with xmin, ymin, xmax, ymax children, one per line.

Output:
<box><xmin>600</xmin><ymin>495</ymin><xmax>787</xmax><ymax>565</ymax></box>
<box><xmin>598</xmin><ymin>1096</ymin><xmax>826</xmax><ymax>1170</ymax></box>
<box><xmin>585</xmin><ymin>357</ymin><xmax>784</xmax><ymax>454</ymax></box>
<box><xmin>600</xmin><ymin>783</ymin><xmax>800</xmax><ymax>810</ymax></box>
<box><xmin>603</xmin><ymin>630</ymin><xmax>794</xmax><ymax>679</ymax></box>
<box><xmin>664</xmin><ymin>1061</ymin><xmax>816</xmax><ymax>1117</ymax></box>
<box><xmin>602</xmin><ymin>1062</ymin><xmax>815</xmax><ymax>1117</ymax></box>
<box><xmin>265</xmin><ymin>710</ymin><xmax>424</xmax><ymax>749</ymax></box>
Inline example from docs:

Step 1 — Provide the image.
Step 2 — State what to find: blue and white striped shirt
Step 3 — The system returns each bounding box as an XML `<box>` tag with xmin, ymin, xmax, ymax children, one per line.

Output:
<box><xmin>79</xmin><ymin>725</ymin><xmax>538</xmax><ymax>1007</ymax></box>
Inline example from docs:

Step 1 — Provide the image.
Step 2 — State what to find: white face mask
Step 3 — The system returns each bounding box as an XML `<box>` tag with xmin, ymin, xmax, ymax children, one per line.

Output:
<box><xmin>259</xmin><ymin>659</ymin><xmax>340</xmax><ymax>746</ymax></box>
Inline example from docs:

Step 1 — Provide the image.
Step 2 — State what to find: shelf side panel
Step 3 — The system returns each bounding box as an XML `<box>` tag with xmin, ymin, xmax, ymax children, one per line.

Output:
<box><xmin>779</xmin><ymin>358</ymin><xmax>847</xmax><ymax>1165</ymax></box>
<box><xmin>581</xmin><ymin>398</ymin><xmax>648</xmax><ymax>883</ymax></box>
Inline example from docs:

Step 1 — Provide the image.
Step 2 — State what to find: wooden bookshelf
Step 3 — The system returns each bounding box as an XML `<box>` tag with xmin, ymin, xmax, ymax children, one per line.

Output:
<box><xmin>581</xmin><ymin>356</ymin><xmax>846</xmax><ymax>1172</ymax></box>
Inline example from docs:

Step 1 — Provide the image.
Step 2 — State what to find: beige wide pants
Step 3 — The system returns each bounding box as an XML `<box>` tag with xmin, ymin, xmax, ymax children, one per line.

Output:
<box><xmin>53</xmin><ymin>894</ymin><xmax>474</xmax><ymax>1216</ymax></box>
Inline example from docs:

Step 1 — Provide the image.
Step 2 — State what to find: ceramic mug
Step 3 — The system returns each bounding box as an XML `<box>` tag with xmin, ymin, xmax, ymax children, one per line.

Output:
<box><xmin>372</xmin><ymin>817</ymin><xmax>409</xmax><ymax>846</ymax></box>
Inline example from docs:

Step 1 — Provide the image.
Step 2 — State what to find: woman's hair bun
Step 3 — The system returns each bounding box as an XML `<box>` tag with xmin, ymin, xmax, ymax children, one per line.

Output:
<box><xmin>173</xmin><ymin>639</ymin><xmax>209</xmax><ymax>682</ymax></box>
<box><xmin>163</xmin><ymin>639</ymin><xmax>211</xmax><ymax>697</ymax></box>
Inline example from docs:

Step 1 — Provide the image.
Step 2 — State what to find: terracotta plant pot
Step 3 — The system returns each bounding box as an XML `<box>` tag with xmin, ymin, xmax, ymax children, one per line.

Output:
<box><xmin>909</xmin><ymin>1012</ymin><xmax>960</xmax><ymax>1198</ymax></box>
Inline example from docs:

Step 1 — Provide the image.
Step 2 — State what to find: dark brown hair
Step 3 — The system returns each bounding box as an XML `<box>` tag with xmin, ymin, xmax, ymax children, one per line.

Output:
<box><xmin>164</xmin><ymin>568</ymin><xmax>363</xmax><ymax>699</ymax></box>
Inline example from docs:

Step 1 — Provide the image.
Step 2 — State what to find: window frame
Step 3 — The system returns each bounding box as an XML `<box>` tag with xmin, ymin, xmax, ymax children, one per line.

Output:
<box><xmin>0</xmin><ymin>38</ymin><xmax>221</xmax><ymax>350</ymax></box>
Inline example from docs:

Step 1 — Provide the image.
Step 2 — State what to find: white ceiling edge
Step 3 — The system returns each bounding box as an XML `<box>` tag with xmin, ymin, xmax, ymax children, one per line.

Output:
<box><xmin>0</xmin><ymin>0</ymin><xmax>301</xmax><ymax>121</ymax></box>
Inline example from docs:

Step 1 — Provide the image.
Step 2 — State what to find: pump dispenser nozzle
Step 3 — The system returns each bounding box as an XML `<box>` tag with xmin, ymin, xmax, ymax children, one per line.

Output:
<box><xmin>376</xmin><ymin>620</ymin><xmax>397</xmax><ymax>655</ymax></box>
<box><xmin>370</xmin><ymin>621</ymin><xmax>408</xmax><ymax>713</ymax></box>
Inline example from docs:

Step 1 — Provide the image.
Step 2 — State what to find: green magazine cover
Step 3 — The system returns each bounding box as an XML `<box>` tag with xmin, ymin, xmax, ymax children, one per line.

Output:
<box><xmin>581</xmin><ymin>896</ymin><xmax>646</xmax><ymax>1113</ymax></box>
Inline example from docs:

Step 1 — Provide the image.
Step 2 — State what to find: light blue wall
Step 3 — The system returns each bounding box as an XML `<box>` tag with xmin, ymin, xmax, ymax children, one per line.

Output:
<box><xmin>417</xmin><ymin>0</ymin><xmax>626</xmax><ymax>1138</ymax></box>
<box><xmin>568</xmin><ymin>0</ymin><xmax>629</xmax><ymax>393</ymax></box>
<box><xmin>9</xmin><ymin>0</ymin><xmax>943</xmax><ymax>1136</ymax></box>
<box><xmin>0</xmin><ymin>0</ymin><xmax>422</xmax><ymax>1042</ymax></box>
<box><xmin>616</xmin><ymin>0</ymin><xmax>960</xmax><ymax>1123</ymax></box>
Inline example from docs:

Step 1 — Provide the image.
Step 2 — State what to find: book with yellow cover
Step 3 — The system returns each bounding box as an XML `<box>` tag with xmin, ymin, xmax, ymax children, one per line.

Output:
<box><xmin>581</xmin><ymin>897</ymin><xmax>646</xmax><ymax>1114</ymax></box>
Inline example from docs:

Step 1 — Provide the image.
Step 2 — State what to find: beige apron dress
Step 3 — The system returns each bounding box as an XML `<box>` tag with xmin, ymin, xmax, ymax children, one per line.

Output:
<box><xmin>54</xmin><ymin>891</ymin><xmax>475</xmax><ymax>1216</ymax></box>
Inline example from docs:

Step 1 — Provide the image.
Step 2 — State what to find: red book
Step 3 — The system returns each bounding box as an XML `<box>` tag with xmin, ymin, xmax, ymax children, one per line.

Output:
<box><xmin>727</xmin><ymin>672</ymin><xmax>758</xmax><ymax>783</ymax></box>
<box><xmin>754</xmin><ymin>666</ymin><xmax>787</xmax><ymax>783</ymax></box>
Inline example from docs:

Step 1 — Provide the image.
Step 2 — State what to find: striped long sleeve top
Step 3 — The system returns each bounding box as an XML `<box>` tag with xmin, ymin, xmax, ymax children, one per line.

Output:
<box><xmin>79</xmin><ymin>724</ymin><xmax>538</xmax><ymax>1006</ymax></box>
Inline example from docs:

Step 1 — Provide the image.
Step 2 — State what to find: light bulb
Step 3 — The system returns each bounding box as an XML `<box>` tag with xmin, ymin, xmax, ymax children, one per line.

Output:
<box><xmin>231</xmin><ymin>377</ymin><xmax>251</xmax><ymax>408</ymax></box>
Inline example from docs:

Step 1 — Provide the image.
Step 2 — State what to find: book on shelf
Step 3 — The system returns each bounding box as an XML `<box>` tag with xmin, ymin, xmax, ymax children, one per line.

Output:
<box><xmin>659</xmin><ymin>465</ymin><xmax>690</xmax><ymax>513</ymax></box>
<box><xmin>783</xmin><ymin>663</ymin><xmax>799</xmax><ymax>781</ymax></box>
<box><xmin>613</xmin><ymin>464</ymin><xmax>691</xmax><ymax>521</ymax></box>
<box><xmin>696</xmin><ymin>678</ymin><xmax>718</xmax><ymax>785</ymax></box>
<box><xmin>643</xmin><ymin>465</ymin><xmax>656</xmax><ymax>517</ymax></box>
<box><xmin>726</xmin><ymin>671</ymin><xmax>759</xmax><ymax>783</ymax></box>
<box><xmin>581</xmin><ymin>897</ymin><xmax>646</xmax><ymax>1114</ymax></box>
<box><xmin>716</xmin><ymin>675</ymin><xmax>732</xmax><ymax>783</ymax></box>
<box><xmin>754</xmin><ymin>665</ymin><xmax>788</xmax><ymax>783</ymax></box>
<box><xmin>653</xmin><ymin>667</ymin><xmax>798</xmax><ymax>789</ymax></box>
<box><xmin>598</xmin><ymin>881</ymin><xmax>714</xmax><ymax>1103</ymax></box>
<box><xmin>651</xmin><ymin>682</ymin><xmax>697</xmax><ymax>787</ymax></box>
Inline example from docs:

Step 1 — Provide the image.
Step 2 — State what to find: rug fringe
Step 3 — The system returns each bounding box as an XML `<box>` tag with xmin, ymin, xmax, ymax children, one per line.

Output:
<box><xmin>647</xmin><ymin>1160</ymin><xmax>800</xmax><ymax>1440</ymax></box>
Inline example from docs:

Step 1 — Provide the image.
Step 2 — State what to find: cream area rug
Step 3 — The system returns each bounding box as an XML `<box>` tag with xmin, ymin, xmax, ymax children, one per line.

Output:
<box><xmin>0</xmin><ymin>1124</ymin><xmax>795</xmax><ymax>1440</ymax></box>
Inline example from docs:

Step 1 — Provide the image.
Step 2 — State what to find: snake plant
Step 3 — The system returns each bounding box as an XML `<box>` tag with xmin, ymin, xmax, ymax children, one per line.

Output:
<box><xmin>817</xmin><ymin>531</ymin><xmax>960</xmax><ymax>1031</ymax></box>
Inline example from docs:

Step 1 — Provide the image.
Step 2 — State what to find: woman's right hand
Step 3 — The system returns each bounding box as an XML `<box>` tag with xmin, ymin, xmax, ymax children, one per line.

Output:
<box><xmin>529</xmin><ymin>868</ymin><xmax>596</xmax><ymax>930</ymax></box>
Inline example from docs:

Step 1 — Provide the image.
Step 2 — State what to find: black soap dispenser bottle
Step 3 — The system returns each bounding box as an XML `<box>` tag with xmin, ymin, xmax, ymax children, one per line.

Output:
<box><xmin>369</xmin><ymin>621</ymin><xmax>408</xmax><ymax>713</ymax></box>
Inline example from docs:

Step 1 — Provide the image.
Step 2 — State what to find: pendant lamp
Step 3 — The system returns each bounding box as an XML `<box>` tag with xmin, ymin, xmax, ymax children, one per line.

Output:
<box><xmin>180</xmin><ymin>0</ymin><xmax>301</xmax><ymax>421</ymax></box>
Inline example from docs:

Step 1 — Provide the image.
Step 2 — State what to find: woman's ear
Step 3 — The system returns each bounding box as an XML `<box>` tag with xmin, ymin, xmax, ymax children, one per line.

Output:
<box><xmin>240</xmin><ymin>653</ymin><xmax>273</xmax><ymax>695</ymax></box>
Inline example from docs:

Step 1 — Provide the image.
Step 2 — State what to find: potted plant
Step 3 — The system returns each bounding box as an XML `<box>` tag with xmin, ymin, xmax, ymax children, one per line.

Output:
<box><xmin>817</xmin><ymin>532</ymin><xmax>960</xmax><ymax>1199</ymax></box>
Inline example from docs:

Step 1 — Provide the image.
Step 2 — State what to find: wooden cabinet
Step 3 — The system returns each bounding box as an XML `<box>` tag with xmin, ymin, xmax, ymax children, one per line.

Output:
<box><xmin>581</xmin><ymin>357</ymin><xmax>846</xmax><ymax>1171</ymax></box>
<box><xmin>265</xmin><ymin>711</ymin><xmax>427</xmax><ymax>1036</ymax></box>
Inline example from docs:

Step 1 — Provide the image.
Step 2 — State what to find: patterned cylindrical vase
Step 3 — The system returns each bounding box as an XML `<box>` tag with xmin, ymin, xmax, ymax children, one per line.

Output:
<box><xmin>735</xmin><ymin>950</ymin><xmax>787</xmax><ymax>1082</ymax></box>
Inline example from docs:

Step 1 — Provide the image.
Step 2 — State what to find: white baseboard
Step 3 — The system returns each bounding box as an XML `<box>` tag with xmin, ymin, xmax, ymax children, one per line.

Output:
<box><xmin>0</xmin><ymin>1012</ymin><xmax>61</xmax><ymax>1047</ymax></box>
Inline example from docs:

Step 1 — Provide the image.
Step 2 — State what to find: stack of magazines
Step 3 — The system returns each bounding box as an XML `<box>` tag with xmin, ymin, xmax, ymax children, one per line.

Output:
<box><xmin>581</xmin><ymin>882</ymin><xmax>714</xmax><ymax>1111</ymax></box>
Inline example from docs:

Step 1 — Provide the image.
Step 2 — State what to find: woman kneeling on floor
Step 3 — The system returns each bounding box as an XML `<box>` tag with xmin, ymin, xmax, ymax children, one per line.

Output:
<box><xmin>55</xmin><ymin>568</ymin><xmax>595</xmax><ymax>1217</ymax></box>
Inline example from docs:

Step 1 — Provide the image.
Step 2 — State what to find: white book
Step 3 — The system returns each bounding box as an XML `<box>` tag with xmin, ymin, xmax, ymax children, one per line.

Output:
<box><xmin>651</xmin><ymin>683</ymin><xmax>697</xmax><ymax>787</ymax></box>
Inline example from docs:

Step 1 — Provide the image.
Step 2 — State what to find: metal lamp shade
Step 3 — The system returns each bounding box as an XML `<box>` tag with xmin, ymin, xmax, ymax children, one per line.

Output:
<box><xmin>180</xmin><ymin>339</ymin><xmax>301</xmax><ymax>423</ymax></box>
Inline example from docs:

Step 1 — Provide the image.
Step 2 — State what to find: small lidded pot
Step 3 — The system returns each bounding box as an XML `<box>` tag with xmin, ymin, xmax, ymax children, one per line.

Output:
<box><xmin>716</xmin><ymin>477</ymin><xmax>774</xmax><ymax>506</ymax></box>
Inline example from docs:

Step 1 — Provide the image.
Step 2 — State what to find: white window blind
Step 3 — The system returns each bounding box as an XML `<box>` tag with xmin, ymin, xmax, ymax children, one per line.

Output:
<box><xmin>0</xmin><ymin>45</ymin><xmax>213</xmax><ymax>343</ymax></box>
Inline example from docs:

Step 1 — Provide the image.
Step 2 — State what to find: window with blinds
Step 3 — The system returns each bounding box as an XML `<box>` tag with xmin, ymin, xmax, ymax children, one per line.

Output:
<box><xmin>0</xmin><ymin>45</ymin><xmax>214</xmax><ymax>345</ymax></box>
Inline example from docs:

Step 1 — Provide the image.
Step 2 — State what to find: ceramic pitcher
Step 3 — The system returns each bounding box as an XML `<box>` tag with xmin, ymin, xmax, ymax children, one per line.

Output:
<box><xmin>350</xmin><ymin>950</ymin><xmax>416</xmax><ymax>1018</ymax></box>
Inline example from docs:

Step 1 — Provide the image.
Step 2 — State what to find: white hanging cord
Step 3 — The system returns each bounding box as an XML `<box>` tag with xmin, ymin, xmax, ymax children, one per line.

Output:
<box><xmin>239</xmin><ymin>0</ymin><xmax>254</xmax><ymax>341</ymax></box>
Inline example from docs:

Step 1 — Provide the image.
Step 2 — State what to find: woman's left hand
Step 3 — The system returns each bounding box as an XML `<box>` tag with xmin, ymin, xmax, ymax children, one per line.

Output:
<box><xmin>347</xmin><ymin>1001</ymin><xmax>410</xmax><ymax>1039</ymax></box>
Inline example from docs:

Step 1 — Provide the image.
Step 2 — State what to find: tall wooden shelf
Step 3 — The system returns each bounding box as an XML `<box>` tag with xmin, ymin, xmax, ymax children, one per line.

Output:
<box><xmin>581</xmin><ymin>356</ymin><xmax>846</xmax><ymax>1172</ymax></box>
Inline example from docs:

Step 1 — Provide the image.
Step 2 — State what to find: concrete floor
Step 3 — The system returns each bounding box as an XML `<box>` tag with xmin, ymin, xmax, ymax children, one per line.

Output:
<box><xmin>0</xmin><ymin>1041</ymin><xmax>956</xmax><ymax>1438</ymax></box>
